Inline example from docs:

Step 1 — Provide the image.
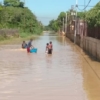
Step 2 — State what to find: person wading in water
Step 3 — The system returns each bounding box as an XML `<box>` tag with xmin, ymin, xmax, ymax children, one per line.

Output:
<box><xmin>48</xmin><ymin>41</ymin><xmax>53</xmax><ymax>54</ymax></box>
<box><xmin>27</xmin><ymin>39</ymin><xmax>33</xmax><ymax>53</ymax></box>
<box><xmin>22</xmin><ymin>41</ymin><xmax>27</xmax><ymax>49</ymax></box>
<box><xmin>45</xmin><ymin>43</ymin><xmax>49</xmax><ymax>54</ymax></box>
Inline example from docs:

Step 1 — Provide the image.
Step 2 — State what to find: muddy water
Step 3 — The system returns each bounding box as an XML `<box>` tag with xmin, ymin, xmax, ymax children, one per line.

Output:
<box><xmin>0</xmin><ymin>33</ymin><xmax>100</xmax><ymax>100</ymax></box>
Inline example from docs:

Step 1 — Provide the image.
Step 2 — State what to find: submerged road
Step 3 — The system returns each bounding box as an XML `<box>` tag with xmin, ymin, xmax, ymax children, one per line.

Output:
<box><xmin>0</xmin><ymin>33</ymin><xmax>100</xmax><ymax>100</ymax></box>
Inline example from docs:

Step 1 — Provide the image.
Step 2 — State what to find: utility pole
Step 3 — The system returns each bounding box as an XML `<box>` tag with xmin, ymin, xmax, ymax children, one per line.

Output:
<box><xmin>63</xmin><ymin>17</ymin><xmax>64</xmax><ymax>32</ymax></box>
<box><xmin>65</xmin><ymin>12</ymin><xmax>67</xmax><ymax>35</ymax></box>
<box><xmin>74</xmin><ymin>0</ymin><xmax>78</xmax><ymax>44</ymax></box>
<box><xmin>84</xmin><ymin>0</ymin><xmax>86</xmax><ymax>36</ymax></box>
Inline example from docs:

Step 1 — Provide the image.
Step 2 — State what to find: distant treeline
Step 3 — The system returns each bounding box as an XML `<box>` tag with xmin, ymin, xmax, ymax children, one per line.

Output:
<box><xmin>45</xmin><ymin>2</ymin><xmax>100</xmax><ymax>32</ymax></box>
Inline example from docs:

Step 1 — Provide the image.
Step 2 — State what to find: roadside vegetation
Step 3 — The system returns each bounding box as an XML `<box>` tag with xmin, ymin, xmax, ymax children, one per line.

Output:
<box><xmin>0</xmin><ymin>0</ymin><xmax>43</xmax><ymax>42</ymax></box>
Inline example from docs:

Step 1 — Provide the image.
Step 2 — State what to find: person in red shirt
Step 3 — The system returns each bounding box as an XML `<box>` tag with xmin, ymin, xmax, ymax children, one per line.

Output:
<box><xmin>27</xmin><ymin>39</ymin><xmax>33</xmax><ymax>53</ymax></box>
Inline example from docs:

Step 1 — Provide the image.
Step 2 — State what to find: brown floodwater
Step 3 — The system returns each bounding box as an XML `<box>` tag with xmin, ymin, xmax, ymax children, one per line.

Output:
<box><xmin>0</xmin><ymin>33</ymin><xmax>100</xmax><ymax>100</ymax></box>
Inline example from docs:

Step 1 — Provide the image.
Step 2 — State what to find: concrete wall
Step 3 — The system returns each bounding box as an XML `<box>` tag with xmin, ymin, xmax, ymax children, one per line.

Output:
<box><xmin>66</xmin><ymin>33</ymin><xmax>100</xmax><ymax>61</ymax></box>
<box><xmin>66</xmin><ymin>33</ymin><xmax>81</xmax><ymax>46</ymax></box>
<box><xmin>66</xmin><ymin>33</ymin><xmax>74</xmax><ymax>42</ymax></box>
<box><xmin>83</xmin><ymin>37</ymin><xmax>100</xmax><ymax>60</ymax></box>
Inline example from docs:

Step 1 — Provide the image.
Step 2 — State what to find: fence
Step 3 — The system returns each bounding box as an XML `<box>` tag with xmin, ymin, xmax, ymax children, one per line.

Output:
<box><xmin>87</xmin><ymin>27</ymin><xmax>100</xmax><ymax>39</ymax></box>
<box><xmin>66</xmin><ymin>19</ymin><xmax>87</xmax><ymax>37</ymax></box>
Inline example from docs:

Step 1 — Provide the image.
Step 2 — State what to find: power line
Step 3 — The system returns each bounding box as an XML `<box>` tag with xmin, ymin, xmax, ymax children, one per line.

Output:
<box><xmin>78</xmin><ymin>5</ymin><xmax>100</xmax><ymax>11</ymax></box>
<box><xmin>78</xmin><ymin>5</ymin><xmax>94</xmax><ymax>7</ymax></box>
<box><xmin>78</xmin><ymin>0</ymin><xmax>92</xmax><ymax>11</ymax></box>
<box><xmin>84</xmin><ymin>0</ymin><xmax>92</xmax><ymax>10</ymax></box>
<box><xmin>78</xmin><ymin>5</ymin><xmax>95</xmax><ymax>11</ymax></box>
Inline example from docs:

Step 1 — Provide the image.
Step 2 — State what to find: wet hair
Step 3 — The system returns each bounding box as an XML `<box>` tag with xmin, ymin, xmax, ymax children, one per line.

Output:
<box><xmin>47</xmin><ymin>43</ymin><xmax>49</xmax><ymax>45</ymax></box>
<box><xmin>50</xmin><ymin>41</ymin><xmax>52</xmax><ymax>44</ymax></box>
<box><xmin>30</xmin><ymin>38</ymin><xmax>33</xmax><ymax>41</ymax></box>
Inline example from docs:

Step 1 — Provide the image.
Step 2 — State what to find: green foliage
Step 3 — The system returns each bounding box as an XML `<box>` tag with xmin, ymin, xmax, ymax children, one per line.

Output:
<box><xmin>57</xmin><ymin>12</ymin><xmax>66</xmax><ymax>20</ymax></box>
<box><xmin>0</xmin><ymin>1</ymin><xmax>43</xmax><ymax>37</ymax></box>
<box><xmin>57</xmin><ymin>12</ymin><xmax>66</xmax><ymax>28</ymax></box>
<box><xmin>86</xmin><ymin>2</ymin><xmax>100</xmax><ymax>27</ymax></box>
<box><xmin>44</xmin><ymin>26</ymin><xmax>51</xmax><ymax>31</ymax></box>
<box><xmin>77</xmin><ymin>12</ymin><xmax>85</xmax><ymax>19</ymax></box>
<box><xmin>48</xmin><ymin>20</ymin><xmax>55</xmax><ymax>30</ymax></box>
<box><xmin>47</xmin><ymin>12</ymin><xmax>66</xmax><ymax>32</ymax></box>
<box><xmin>4</xmin><ymin>0</ymin><xmax>24</xmax><ymax>7</ymax></box>
<box><xmin>0</xmin><ymin>3</ymin><xmax>3</xmax><ymax>10</ymax></box>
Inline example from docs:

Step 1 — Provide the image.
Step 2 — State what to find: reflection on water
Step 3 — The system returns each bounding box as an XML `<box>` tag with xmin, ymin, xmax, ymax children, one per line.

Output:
<box><xmin>0</xmin><ymin>33</ymin><xmax>100</xmax><ymax>100</ymax></box>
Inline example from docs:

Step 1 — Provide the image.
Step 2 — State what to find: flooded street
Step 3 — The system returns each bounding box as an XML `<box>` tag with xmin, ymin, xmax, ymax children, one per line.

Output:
<box><xmin>0</xmin><ymin>33</ymin><xmax>100</xmax><ymax>100</ymax></box>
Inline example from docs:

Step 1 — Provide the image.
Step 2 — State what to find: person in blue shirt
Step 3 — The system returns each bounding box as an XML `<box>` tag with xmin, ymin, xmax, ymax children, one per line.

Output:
<box><xmin>27</xmin><ymin>39</ymin><xmax>33</xmax><ymax>53</ymax></box>
<box><xmin>22</xmin><ymin>41</ymin><xmax>27</xmax><ymax>49</ymax></box>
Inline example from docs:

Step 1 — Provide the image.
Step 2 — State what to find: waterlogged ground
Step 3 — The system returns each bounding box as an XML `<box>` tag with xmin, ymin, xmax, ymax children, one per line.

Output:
<box><xmin>0</xmin><ymin>33</ymin><xmax>100</xmax><ymax>100</ymax></box>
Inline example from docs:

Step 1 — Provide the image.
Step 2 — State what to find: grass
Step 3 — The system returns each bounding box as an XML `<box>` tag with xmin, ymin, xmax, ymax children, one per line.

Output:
<box><xmin>0</xmin><ymin>32</ymin><xmax>43</xmax><ymax>45</ymax></box>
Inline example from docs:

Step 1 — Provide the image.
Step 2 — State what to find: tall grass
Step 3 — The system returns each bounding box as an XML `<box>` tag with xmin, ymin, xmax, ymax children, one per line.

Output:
<box><xmin>0</xmin><ymin>31</ymin><xmax>43</xmax><ymax>45</ymax></box>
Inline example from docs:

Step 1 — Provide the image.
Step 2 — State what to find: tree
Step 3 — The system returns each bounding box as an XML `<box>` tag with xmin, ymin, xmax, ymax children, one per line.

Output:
<box><xmin>47</xmin><ymin>12</ymin><xmax>66</xmax><ymax>32</ymax></box>
<box><xmin>57</xmin><ymin>12</ymin><xmax>66</xmax><ymax>27</ymax></box>
<box><xmin>0</xmin><ymin>4</ymin><xmax>43</xmax><ymax>34</ymax></box>
<box><xmin>19</xmin><ymin>2</ymin><xmax>24</xmax><ymax>8</ymax></box>
<box><xmin>86</xmin><ymin>2</ymin><xmax>100</xmax><ymax>27</ymax></box>
<box><xmin>4</xmin><ymin>0</ymin><xmax>24</xmax><ymax>7</ymax></box>
<box><xmin>57</xmin><ymin>12</ymin><xmax>66</xmax><ymax>21</ymax></box>
<box><xmin>0</xmin><ymin>2</ymin><xmax>3</xmax><ymax>11</ymax></box>
<box><xmin>77</xmin><ymin>12</ymin><xmax>85</xmax><ymax>19</ymax></box>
